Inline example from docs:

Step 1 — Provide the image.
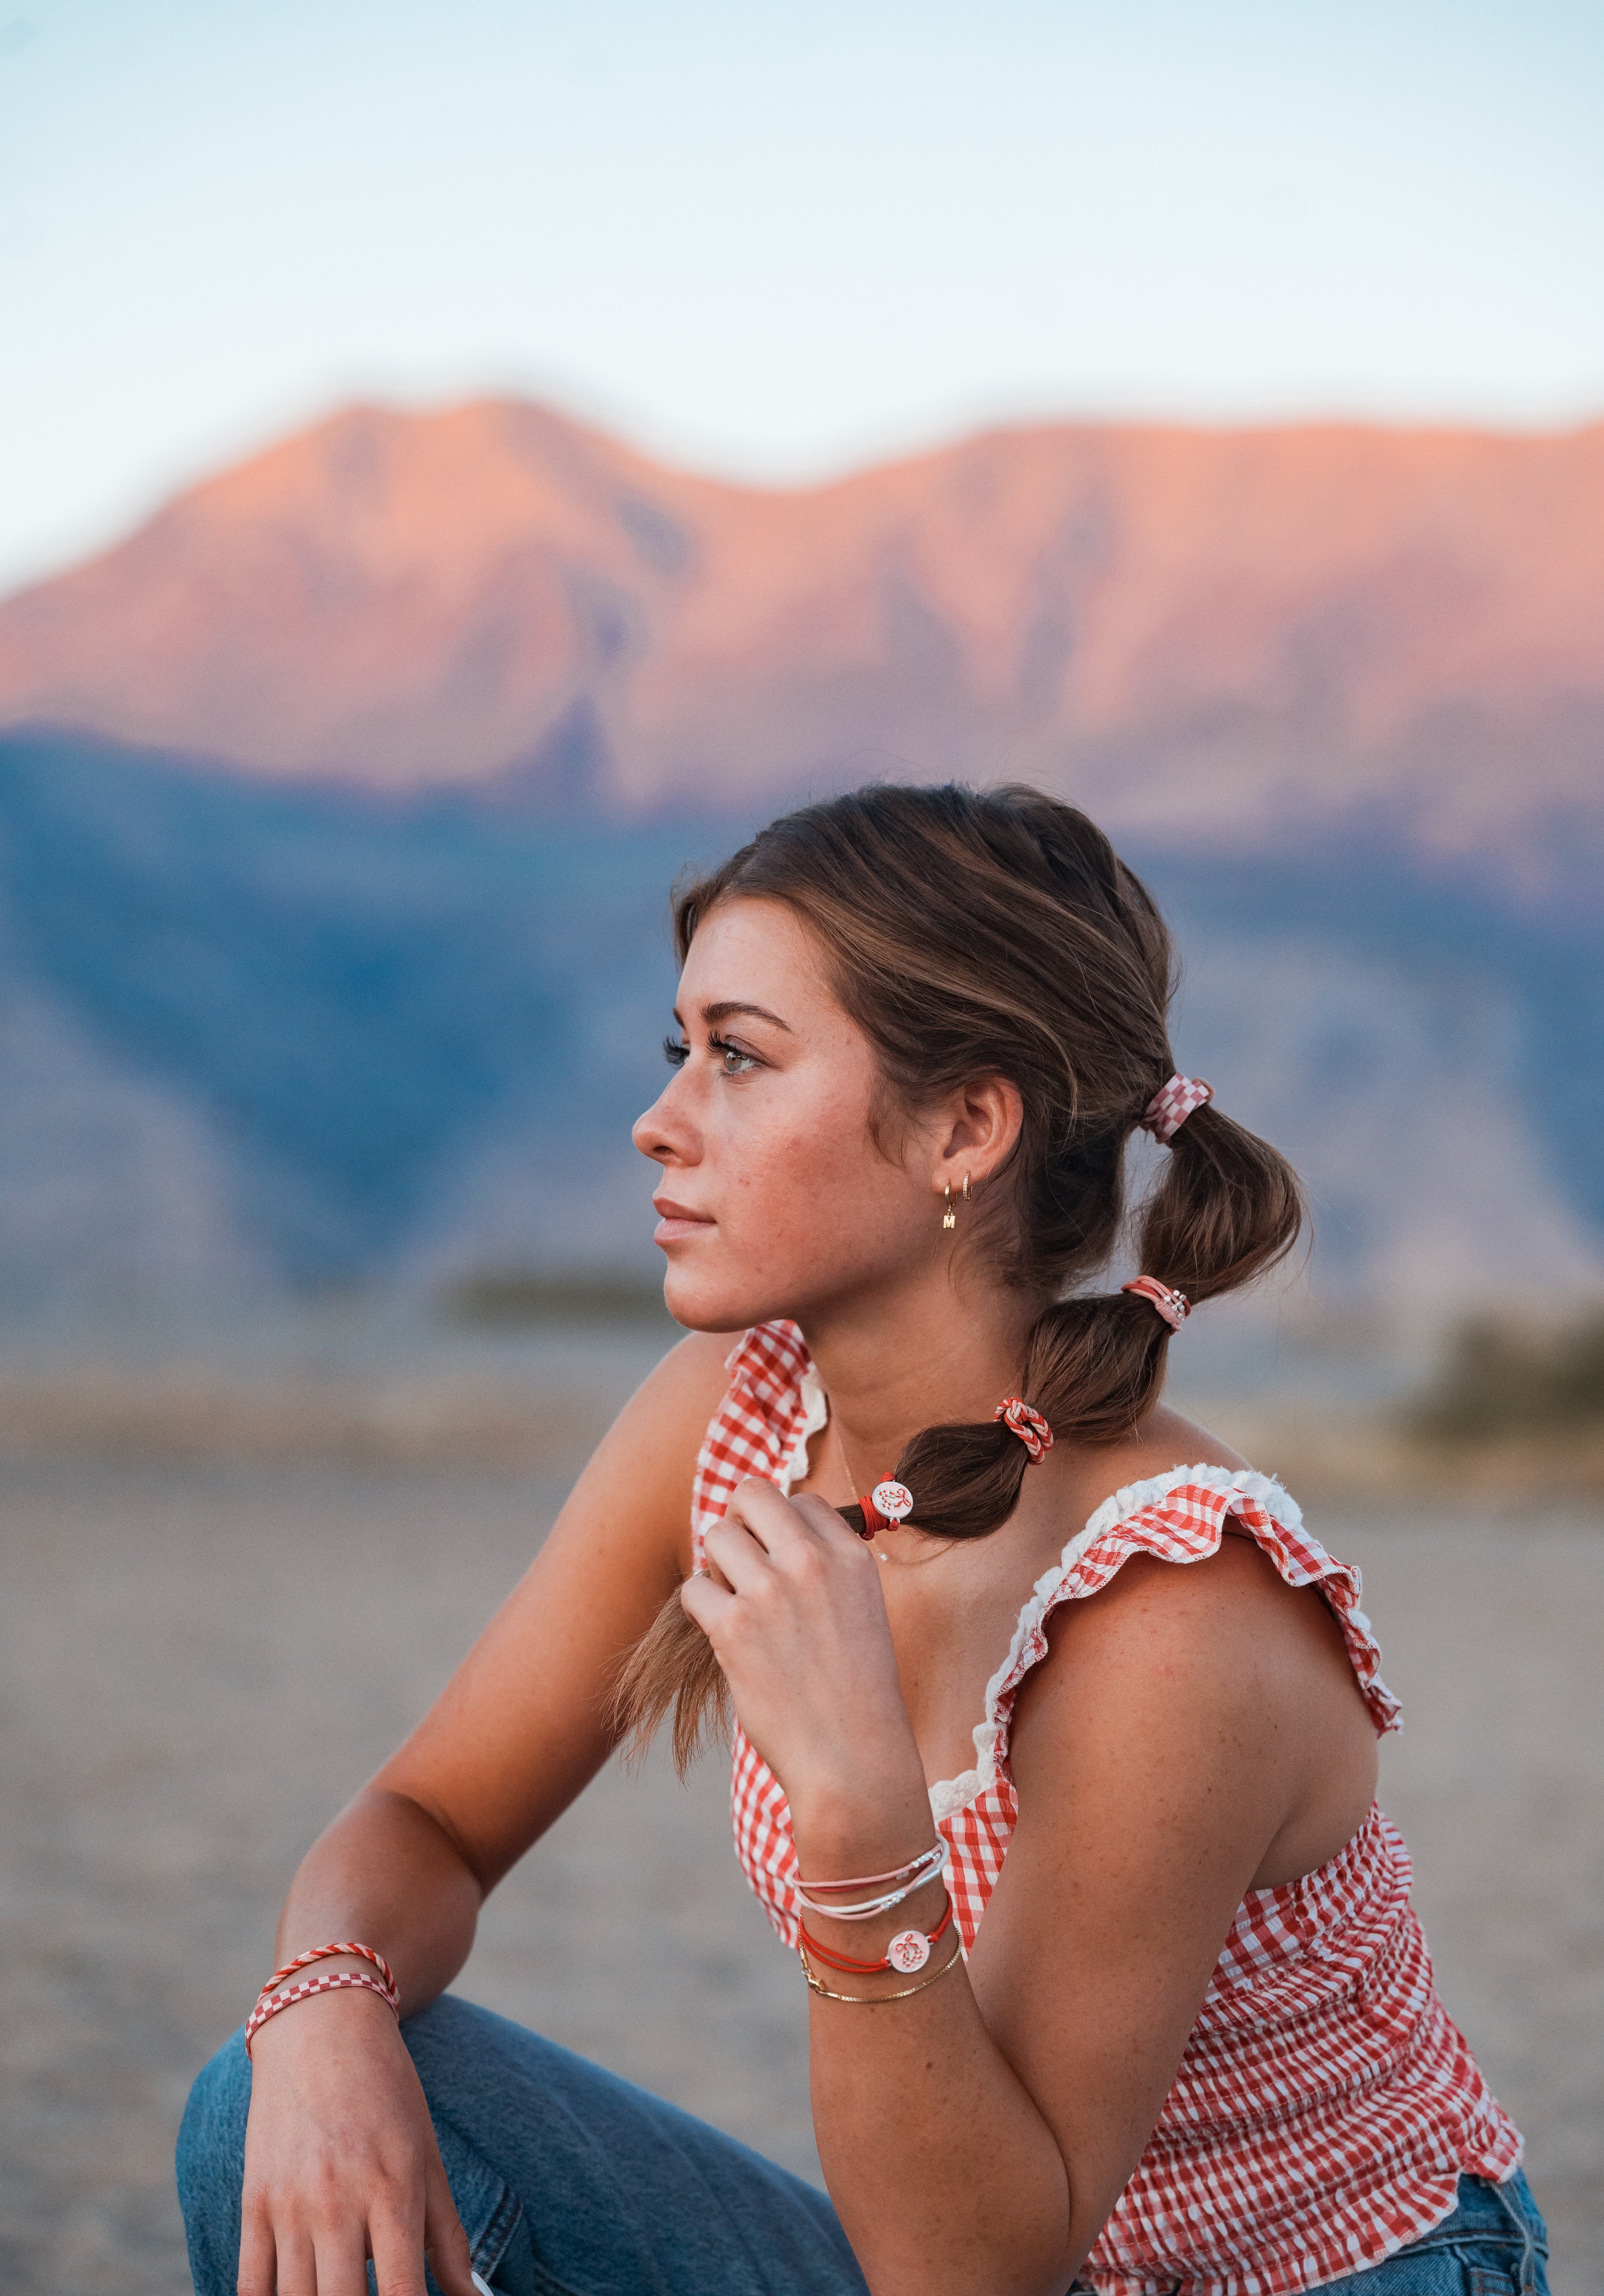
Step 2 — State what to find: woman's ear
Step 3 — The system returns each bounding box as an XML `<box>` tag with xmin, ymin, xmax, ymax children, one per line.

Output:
<box><xmin>932</xmin><ymin>1075</ymin><xmax>1024</xmax><ymax>1190</ymax></box>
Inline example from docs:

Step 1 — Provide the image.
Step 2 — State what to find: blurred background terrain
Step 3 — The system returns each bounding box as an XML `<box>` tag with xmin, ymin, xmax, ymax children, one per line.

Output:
<box><xmin>1</xmin><ymin>2</ymin><xmax>1600</xmax><ymax>2292</ymax></box>
<box><xmin>0</xmin><ymin>401</ymin><xmax>1601</xmax><ymax>1470</ymax></box>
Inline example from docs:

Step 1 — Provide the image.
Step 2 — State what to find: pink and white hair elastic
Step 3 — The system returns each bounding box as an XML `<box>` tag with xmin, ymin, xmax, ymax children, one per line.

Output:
<box><xmin>1140</xmin><ymin>1072</ymin><xmax>1213</xmax><ymax>1145</ymax></box>
<box><xmin>1121</xmin><ymin>1276</ymin><xmax>1191</xmax><ymax>1333</ymax></box>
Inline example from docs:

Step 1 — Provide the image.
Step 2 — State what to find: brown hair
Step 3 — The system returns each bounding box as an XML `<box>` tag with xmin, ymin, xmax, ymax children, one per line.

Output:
<box><xmin>616</xmin><ymin>783</ymin><xmax>1303</xmax><ymax>1770</ymax></box>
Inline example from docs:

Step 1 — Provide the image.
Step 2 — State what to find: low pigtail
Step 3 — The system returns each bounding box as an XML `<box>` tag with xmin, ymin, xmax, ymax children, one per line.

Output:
<box><xmin>836</xmin><ymin>1102</ymin><xmax>1305</xmax><ymax>1537</ymax></box>
<box><xmin>842</xmin><ymin>1291</ymin><xmax>1168</xmax><ymax>1543</ymax></box>
<box><xmin>1139</xmin><ymin>1102</ymin><xmax>1305</xmax><ymax>1305</ymax></box>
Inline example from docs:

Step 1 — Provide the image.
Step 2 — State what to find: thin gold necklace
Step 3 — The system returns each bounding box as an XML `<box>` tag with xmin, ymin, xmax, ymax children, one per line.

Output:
<box><xmin>821</xmin><ymin>1418</ymin><xmax>894</xmax><ymax>1561</ymax></box>
<box><xmin>827</xmin><ymin>1417</ymin><xmax>932</xmax><ymax>1566</ymax></box>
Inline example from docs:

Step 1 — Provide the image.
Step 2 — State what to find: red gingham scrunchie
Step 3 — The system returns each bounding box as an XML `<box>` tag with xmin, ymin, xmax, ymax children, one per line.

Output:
<box><xmin>1140</xmin><ymin>1072</ymin><xmax>1213</xmax><ymax>1145</ymax></box>
<box><xmin>994</xmin><ymin>1397</ymin><xmax>1053</xmax><ymax>1462</ymax></box>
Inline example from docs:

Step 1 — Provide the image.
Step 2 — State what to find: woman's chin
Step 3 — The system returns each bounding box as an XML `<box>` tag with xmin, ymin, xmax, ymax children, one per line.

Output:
<box><xmin>660</xmin><ymin>1264</ymin><xmax>775</xmax><ymax>1336</ymax></box>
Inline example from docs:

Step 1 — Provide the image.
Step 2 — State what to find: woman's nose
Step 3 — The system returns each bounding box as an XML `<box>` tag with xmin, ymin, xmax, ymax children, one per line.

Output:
<box><xmin>633</xmin><ymin>1083</ymin><xmax>690</xmax><ymax>1165</ymax></box>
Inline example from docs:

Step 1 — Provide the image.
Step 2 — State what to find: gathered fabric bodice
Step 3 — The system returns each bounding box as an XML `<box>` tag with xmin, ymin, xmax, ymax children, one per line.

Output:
<box><xmin>695</xmin><ymin>1321</ymin><xmax>1522</xmax><ymax>2296</ymax></box>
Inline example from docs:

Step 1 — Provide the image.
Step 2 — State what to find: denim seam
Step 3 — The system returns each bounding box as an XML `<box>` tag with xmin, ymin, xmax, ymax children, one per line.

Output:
<box><xmin>470</xmin><ymin>2181</ymin><xmax>524</xmax><ymax>2282</ymax></box>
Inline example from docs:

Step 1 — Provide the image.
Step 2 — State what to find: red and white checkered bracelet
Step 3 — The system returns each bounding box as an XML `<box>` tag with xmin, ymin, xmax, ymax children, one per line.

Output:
<box><xmin>244</xmin><ymin>1940</ymin><xmax>401</xmax><ymax>2057</ymax></box>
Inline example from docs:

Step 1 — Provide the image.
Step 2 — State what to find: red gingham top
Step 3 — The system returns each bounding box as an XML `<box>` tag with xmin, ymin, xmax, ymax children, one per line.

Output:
<box><xmin>695</xmin><ymin>1321</ymin><xmax>1522</xmax><ymax>2296</ymax></box>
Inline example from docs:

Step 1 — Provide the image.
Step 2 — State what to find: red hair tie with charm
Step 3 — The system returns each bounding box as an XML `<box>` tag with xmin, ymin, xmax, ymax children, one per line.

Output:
<box><xmin>855</xmin><ymin>1477</ymin><xmax>914</xmax><ymax>1537</ymax></box>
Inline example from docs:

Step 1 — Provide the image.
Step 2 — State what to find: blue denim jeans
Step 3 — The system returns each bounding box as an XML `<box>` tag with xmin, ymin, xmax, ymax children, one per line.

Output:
<box><xmin>177</xmin><ymin>1993</ymin><xmax>1547</xmax><ymax>2296</ymax></box>
<box><xmin>178</xmin><ymin>1995</ymin><xmax>869</xmax><ymax>2295</ymax></box>
<box><xmin>1319</xmin><ymin>2169</ymin><xmax>1548</xmax><ymax>2296</ymax></box>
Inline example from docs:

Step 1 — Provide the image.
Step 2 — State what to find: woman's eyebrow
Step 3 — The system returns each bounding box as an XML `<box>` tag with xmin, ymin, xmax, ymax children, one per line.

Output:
<box><xmin>700</xmin><ymin>1000</ymin><xmax>793</xmax><ymax>1032</ymax></box>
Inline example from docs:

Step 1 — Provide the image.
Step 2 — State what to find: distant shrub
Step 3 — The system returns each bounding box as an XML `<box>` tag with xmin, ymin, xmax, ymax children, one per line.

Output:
<box><xmin>441</xmin><ymin>1269</ymin><xmax>673</xmax><ymax>1327</ymax></box>
<box><xmin>1409</xmin><ymin>1309</ymin><xmax>1604</xmax><ymax>1441</ymax></box>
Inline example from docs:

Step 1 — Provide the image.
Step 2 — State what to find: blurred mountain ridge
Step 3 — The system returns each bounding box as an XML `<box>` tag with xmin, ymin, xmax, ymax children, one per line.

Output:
<box><xmin>0</xmin><ymin>397</ymin><xmax>1600</xmax><ymax>1334</ymax></box>
<box><xmin>2</xmin><ymin>399</ymin><xmax>1602</xmax><ymax>877</ymax></box>
<box><xmin>0</xmin><ymin>725</ymin><xmax>1598</xmax><ymax>1330</ymax></box>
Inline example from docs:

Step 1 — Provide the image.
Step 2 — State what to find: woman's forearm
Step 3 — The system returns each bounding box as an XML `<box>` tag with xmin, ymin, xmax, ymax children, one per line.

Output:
<box><xmin>792</xmin><ymin>1788</ymin><xmax>1078</xmax><ymax>2296</ymax></box>
<box><xmin>273</xmin><ymin>1785</ymin><xmax>486</xmax><ymax>2016</ymax></box>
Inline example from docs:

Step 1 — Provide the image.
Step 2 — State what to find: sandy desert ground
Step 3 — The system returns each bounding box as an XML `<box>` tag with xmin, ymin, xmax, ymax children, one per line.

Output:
<box><xmin>0</xmin><ymin>1440</ymin><xmax>1599</xmax><ymax>2296</ymax></box>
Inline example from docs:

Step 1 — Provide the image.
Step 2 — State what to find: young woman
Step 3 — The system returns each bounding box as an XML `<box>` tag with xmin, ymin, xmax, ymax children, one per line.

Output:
<box><xmin>178</xmin><ymin>784</ymin><xmax>1545</xmax><ymax>2296</ymax></box>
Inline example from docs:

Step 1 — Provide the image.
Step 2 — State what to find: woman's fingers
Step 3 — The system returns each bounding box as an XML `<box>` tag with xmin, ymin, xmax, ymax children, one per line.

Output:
<box><xmin>321</xmin><ymin>2224</ymin><xmax>384</xmax><ymax>2296</ymax></box>
<box><xmin>260</xmin><ymin>2227</ymin><xmax>318</xmax><ymax>2296</ymax></box>
<box><xmin>719</xmin><ymin>1474</ymin><xmax>822</xmax><ymax>1555</ymax></box>
<box><xmin>699</xmin><ymin>1514</ymin><xmax>772</xmax><ymax>1590</ymax></box>
<box><xmin>236</xmin><ymin>2197</ymin><xmax>279</xmax><ymax>2296</ymax></box>
<box><xmin>690</xmin><ymin>1476</ymin><xmax>879</xmax><ymax>1627</ymax></box>
<box><xmin>422</xmin><ymin>2149</ymin><xmax>480</xmax><ymax>2296</ymax></box>
<box><xmin>367</xmin><ymin>2204</ymin><xmax>431</xmax><ymax>2296</ymax></box>
<box><xmin>789</xmin><ymin>1488</ymin><xmax>875</xmax><ymax>1551</ymax></box>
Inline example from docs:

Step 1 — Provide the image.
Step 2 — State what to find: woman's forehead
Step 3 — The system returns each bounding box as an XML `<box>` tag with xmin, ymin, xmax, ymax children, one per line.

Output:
<box><xmin>678</xmin><ymin>897</ymin><xmax>831</xmax><ymax>1010</ymax></box>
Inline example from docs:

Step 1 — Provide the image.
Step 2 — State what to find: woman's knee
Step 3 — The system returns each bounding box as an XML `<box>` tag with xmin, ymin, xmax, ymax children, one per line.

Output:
<box><xmin>175</xmin><ymin>2030</ymin><xmax>252</xmax><ymax>2296</ymax></box>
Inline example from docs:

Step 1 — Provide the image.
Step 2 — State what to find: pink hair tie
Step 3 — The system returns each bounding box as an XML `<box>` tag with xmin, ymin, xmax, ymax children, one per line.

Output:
<box><xmin>994</xmin><ymin>1396</ymin><xmax>1053</xmax><ymax>1462</ymax></box>
<box><xmin>1122</xmin><ymin>1277</ymin><xmax>1191</xmax><ymax>1333</ymax></box>
<box><xmin>1141</xmin><ymin>1073</ymin><xmax>1213</xmax><ymax>1145</ymax></box>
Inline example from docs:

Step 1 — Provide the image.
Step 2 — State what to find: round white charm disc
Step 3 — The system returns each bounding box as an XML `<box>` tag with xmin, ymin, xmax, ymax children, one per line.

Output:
<box><xmin>872</xmin><ymin>1478</ymin><xmax>914</xmax><ymax>1522</ymax></box>
<box><xmin>886</xmin><ymin>1927</ymin><xmax>932</xmax><ymax>1974</ymax></box>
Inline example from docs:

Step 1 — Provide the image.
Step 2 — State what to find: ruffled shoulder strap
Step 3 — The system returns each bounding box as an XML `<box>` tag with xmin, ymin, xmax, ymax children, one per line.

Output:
<box><xmin>691</xmin><ymin>1319</ymin><xmax>825</xmax><ymax>1563</ymax></box>
<box><xmin>956</xmin><ymin>1466</ymin><xmax>1400</xmax><ymax>1802</ymax></box>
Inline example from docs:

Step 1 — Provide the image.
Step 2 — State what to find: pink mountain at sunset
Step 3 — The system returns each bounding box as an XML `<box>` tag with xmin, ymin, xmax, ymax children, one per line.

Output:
<box><xmin>1</xmin><ymin>401</ymin><xmax>1600</xmax><ymax>854</ymax></box>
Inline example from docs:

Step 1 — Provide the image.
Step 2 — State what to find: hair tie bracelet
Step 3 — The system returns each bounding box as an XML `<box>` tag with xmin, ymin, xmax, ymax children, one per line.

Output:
<box><xmin>994</xmin><ymin>1396</ymin><xmax>1053</xmax><ymax>1461</ymax></box>
<box><xmin>795</xmin><ymin>1842</ymin><xmax>950</xmax><ymax>1922</ymax></box>
<box><xmin>1122</xmin><ymin>1276</ymin><xmax>1191</xmax><ymax>1333</ymax></box>
<box><xmin>798</xmin><ymin>1841</ymin><xmax>948</xmax><ymax>1895</ymax></box>
<box><xmin>1140</xmin><ymin>1073</ymin><xmax>1213</xmax><ymax>1145</ymax></box>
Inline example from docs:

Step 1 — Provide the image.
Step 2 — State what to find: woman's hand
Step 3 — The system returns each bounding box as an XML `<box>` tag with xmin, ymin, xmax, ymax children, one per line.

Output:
<box><xmin>240</xmin><ymin>1989</ymin><xmax>479</xmax><ymax>2296</ymax></box>
<box><xmin>681</xmin><ymin>1479</ymin><xmax>927</xmax><ymax>1823</ymax></box>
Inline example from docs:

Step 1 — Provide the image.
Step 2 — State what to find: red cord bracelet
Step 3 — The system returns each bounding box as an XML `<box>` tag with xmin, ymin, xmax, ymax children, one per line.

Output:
<box><xmin>799</xmin><ymin>1896</ymin><xmax>954</xmax><ymax>1978</ymax></box>
<box><xmin>244</xmin><ymin>1940</ymin><xmax>401</xmax><ymax>2057</ymax></box>
<box><xmin>260</xmin><ymin>1939</ymin><xmax>398</xmax><ymax>1995</ymax></box>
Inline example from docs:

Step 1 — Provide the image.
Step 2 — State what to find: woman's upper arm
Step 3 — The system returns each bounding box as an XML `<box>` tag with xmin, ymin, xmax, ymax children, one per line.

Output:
<box><xmin>966</xmin><ymin>1547</ymin><xmax>1307</xmax><ymax>2261</ymax></box>
<box><xmin>373</xmin><ymin>1329</ymin><xmax>735</xmax><ymax>1889</ymax></box>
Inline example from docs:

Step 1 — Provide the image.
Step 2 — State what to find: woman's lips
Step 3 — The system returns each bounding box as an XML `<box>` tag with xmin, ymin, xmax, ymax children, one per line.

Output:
<box><xmin>653</xmin><ymin>1199</ymin><xmax>716</xmax><ymax>1246</ymax></box>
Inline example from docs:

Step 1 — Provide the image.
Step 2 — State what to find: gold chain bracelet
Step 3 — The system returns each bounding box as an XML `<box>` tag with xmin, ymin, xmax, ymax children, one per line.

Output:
<box><xmin>798</xmin><ymin>1929</ymin><xmax>965</xmax><ymax>2003</ymax></box>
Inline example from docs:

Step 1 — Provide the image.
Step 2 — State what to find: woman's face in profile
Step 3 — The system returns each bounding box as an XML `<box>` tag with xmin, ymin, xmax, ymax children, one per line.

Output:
<box><xmin>632</xmin><ymin>896</ymin><xmax>941</xmax><ymax>1334</ymax></box>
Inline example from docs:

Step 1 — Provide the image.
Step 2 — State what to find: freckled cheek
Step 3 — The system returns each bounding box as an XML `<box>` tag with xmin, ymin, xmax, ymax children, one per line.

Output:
<box><xmin>711</xmin><ymin>1091</ymin><xmax>896</xmax><ymax>1247</ymax></box>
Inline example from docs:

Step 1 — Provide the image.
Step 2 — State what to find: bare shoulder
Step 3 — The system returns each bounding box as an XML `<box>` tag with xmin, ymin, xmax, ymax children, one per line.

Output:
<box><xmin>627</xmin><ymin>1326</ymin><xmax>739</xmax><ymax>1428</ymax></box>
<box><xmin>557</xmin><ymin>1326</ymin><xmax>737</xmax><ymax>1567</ymax></box>
<box><xmin>1111</xmin><ymin>1400</ymin><xmax>1254</xmax><ymax>1483</ymax></box>
<box><xmin>1044</xmin><ymin>1399</ymin><xmax>1253</xmax><ymax>1546</ymax></box>
<box><xmin>1021</xmin><ymin>1404</ymin><xmax>1362</xmax><ymax>1800</ymax></box>
<box><xmin>1026</xmin><ymin>1402</ymin><xmax>1323</xmax><ymax>1734</ymax></box>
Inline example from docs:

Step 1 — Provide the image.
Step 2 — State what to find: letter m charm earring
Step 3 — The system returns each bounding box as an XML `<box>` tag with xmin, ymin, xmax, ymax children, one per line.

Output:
<box><xmin>943</xmin><ymin>1183</ymin><xmax>956</xmax><ymax>1230</ymax></box>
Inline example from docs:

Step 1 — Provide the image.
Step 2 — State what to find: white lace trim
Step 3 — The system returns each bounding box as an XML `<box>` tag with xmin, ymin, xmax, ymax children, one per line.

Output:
<box><xmin>926</xmin><ymin>1465</ymin><xmax>1312</xmax><ymax>1822</ymax></box>
<box><xmin>776</xmin><ymin>1364</ymin><xmax>828</xmax><ymax>1496</ymax></box>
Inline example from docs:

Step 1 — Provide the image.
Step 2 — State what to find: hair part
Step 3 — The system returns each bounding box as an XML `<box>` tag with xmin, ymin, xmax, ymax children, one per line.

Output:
<box><xmin>614</xmin><ymin>782</ymin><xmax>1304</xmax><ymax>1770</ymax></box>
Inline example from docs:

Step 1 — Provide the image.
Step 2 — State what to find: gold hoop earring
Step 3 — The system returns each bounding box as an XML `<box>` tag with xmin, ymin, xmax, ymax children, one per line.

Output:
<box><xmin>942</xmin><ymin>1183</ymin><xmax>955</xmax><ymax>1231</ymax></box>
<box><xmin>962</xmin><ymin>1173</ymin><xmax>971</xmax><ymax>1201</ymax></box>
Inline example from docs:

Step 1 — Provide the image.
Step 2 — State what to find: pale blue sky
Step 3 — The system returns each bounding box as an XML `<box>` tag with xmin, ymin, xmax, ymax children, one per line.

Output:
<box><xmin>2</xmin><ymin>0</ymin><xmax>1601</xmax><ymax>590</ymax></box>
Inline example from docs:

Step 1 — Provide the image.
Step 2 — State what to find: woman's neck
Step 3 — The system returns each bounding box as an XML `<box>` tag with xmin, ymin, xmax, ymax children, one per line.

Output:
<box><xmin>796</xmin><ymin>1264</ymin><xmax>1036</xmax><ymax>1496</ymax></box>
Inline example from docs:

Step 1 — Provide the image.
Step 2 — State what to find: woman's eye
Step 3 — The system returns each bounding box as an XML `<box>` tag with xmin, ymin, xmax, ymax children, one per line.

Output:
<box><xmin>662</xmin><ymin>1034</ymin><xmax>690</xmax><ymax>1067</ymax></box>
<box><xmin>710</xmin><ymin>1034</ymin><xmax>759</xmax><ymax>1075</ymax></box>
